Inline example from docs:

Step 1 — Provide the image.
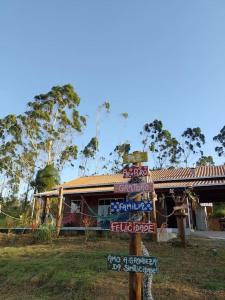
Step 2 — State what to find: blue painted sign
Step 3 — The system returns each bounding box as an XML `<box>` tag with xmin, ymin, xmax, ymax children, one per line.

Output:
<box><xmin>111</xmin><ymin>200</ymin><xmax>152</xmax><ymax>213</ymax></box>
<box><xmin>107</xmin><ymin>254</ymin><xmax>158</xmax><ymax>275</ymax></box>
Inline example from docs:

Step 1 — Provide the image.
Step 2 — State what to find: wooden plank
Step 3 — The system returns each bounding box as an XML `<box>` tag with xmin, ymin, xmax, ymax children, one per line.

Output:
<box><xmin>110</xmin><ymin>222</ymin><xmax>156</xmax><ymax>233</ymax></box>
<box><xmin>123</xmin><ymin>166</ymin><xmax>148</xmax><ymax>178</ymax></box>
<box><xmin>56</xmin><ymin>187</ymin><xmax>63</xmax><ymax>237</ymax></box>
<box><xmin>111</xmin><ymin>200</ymin><xmax>152</xmax><ymax>213</ymax></box>
<box><xmin>123</xmin><ymin>152</ymin><xmax>148</xmax><ymax>164</ymax></box>
<box><xmin>114</xmin><ymin>182</ymin><xmax>153</xmax><ymax>193</ymax></box>
<box><xmin>107</xmin><ymin>254</ymin><xmax>158</xmax><ymax>275</ymax></box>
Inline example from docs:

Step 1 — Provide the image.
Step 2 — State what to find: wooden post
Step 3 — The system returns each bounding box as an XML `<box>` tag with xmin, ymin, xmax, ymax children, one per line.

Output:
<box><xmin>129</xmin><ymin>163</ymin><xmax>142</xmax><ymax>300</ymax></box>
<box><xmin>129</xmin><ymin>233</ymin><xmax>142</xmax><ymax>300</ymax></box>
<box><xmin>151</xmin><ymin>193</ymin><xmax>158</xmax><ymax>242</ymax></box>
<box><xmin>56</xmin><ymin>187</ymin><xmax>63</xmax><ymax>237</ymax></box>
<box><xmin>176</xmin><ymin>214</ymin><xmax>186</xmax><ymax>247</ymax></box>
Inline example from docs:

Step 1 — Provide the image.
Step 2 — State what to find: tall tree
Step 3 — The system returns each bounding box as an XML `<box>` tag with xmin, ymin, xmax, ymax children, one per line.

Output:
<box><xmin>196</xmin><ymin>155</ymin><xmax>214</xmax><ymax>166</ymax></box>
<box><xmin>180</xmin><ymin>127</ymin><xmax>205</xmax><ymax>167</ymax></box>
<box><xmin>0</xmin><ymin>84</ymin><xmax>86</xmax><ymax>201</ymax></box>
<box><xmin>25</xmin><ymin>84</ymin><xmax>86</xmax><ymax>169</ymax></box>
<box><xmin>213</xmin><ymin>125</ymin><xmax>225</xmax><ymax>158</ymax></box>
<box><xmin>140</xmin><ymin>119</ymin><xmax>180</xmax><ymax>169</ymax></box>
<box><xmin>0</xmin><ymin>114</ymin><xmax>23</xmax><ymax>197</ymax></box>
<box><xmin>79</xmin><ymin>137</ymin><xmax>99</xmax><ymax>175</ymax></box>
<box><xmin>109</xmin><ymin>143</ymin><xmax>131</xmax><ymax>173</ymax></box>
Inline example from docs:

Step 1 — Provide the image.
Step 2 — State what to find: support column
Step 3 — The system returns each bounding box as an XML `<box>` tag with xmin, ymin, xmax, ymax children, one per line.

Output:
<box><xmin>56</xmin><ymin>187</ymin><xmax>64</xmax><ymax>237</ymax></box>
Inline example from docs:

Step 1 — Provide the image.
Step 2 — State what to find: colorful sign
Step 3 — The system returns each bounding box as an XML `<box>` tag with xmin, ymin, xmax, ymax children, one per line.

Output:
<box><xmin>111</xmin><ymin>200</ymin><xmax>152</xmax><ymax>213</ymax></box>
<box><xmin>123</xmin><ymin>151</ymin><xmax>148</xmax><ymax>164</ymax></box>
<box><xmin>110</xmin><ymin>221</ymin><xmax>156</xmax><ymax>233</ymax></box>
<box><xmin>107</xmin><ymin>254</ymin><xmax>158</xmax><ymax>275</ymax></box>
<box><xmin>123</xmin><ymin>166</ymin><xmax>149</xmax><ymax>178</ymax></box>
<box><xmin>114</xmin><ymin>182</ymin><xmax>153</xmax><ymax>193</ymax></box>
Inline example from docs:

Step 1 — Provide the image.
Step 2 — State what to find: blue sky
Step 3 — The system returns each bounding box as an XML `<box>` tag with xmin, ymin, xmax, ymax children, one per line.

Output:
<box><xmin>0</xmin><ymin>1</ymin><xmax>225</xmax><ymax>180</ymax></box>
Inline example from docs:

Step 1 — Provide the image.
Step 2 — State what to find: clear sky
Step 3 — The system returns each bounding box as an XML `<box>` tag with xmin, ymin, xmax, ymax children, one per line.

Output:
<box><xmin>0</xmin><ymin>1</ymin><xmax>225</xmax><ymax>180</ymax></box>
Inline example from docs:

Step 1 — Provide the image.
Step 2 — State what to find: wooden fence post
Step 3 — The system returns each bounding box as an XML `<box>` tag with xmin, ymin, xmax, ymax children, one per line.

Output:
<box><xmin>56</xmin><ymin>187</ymin><xmax>63</xmax><ymax>237</ymax></box>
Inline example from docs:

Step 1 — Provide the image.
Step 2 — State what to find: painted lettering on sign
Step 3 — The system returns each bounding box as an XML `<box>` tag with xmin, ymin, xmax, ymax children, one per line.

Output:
<box><xmin>107</xmin><ymin>254</ymin><xmax>158</xmax><ymax>275</ymax></box>
<box><xmin>123</xmin><ymin>151</ymin><xmax>148</xmax><ymax>164</ymax></box>
<box><xmin>110</xmin><ymin>221</ymin><xmax>156</xmax><ymax>233</ymax></box>
<box><xmin>114</xmin><ymin>182</ymin><xmax>153</xmax><ymax>193</ymax></box>
<box><xmin>111</xmin><ymin>200</ymin><xmax>152</xmax><ymax>213</ymax></box>
<box><xmin>123</xmin><ymin>166</ymin><xmax>149</xmax><ymax>178</ymax></box>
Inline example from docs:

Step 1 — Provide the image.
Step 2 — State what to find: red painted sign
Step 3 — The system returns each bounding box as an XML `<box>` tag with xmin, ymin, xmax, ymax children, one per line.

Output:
<box><xmin>123</xmin><ymin>166</ymin><xmax>149</xmax><ymax>178</ymax></box>
<box><xmin>110</xmin><ymin>221</ymin><xmax>156</xmax><ymax>233</ymax></box>
<box><xmin>114</xmin><ymin>182</ymin><xmax>153</xmax><ymax>193</ymax></box>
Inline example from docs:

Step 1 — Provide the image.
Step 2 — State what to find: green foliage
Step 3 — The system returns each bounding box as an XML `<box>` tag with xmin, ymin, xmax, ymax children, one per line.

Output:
<box><xmin>33</xmin><ymin>164</ymin><xmax>60</xmax><ymax>192</ymax></box>
<box><xmin>196</xmin><ymin>155</ymin><xmax>215</xmax><ymax>166</ymax></box>
<box><xmin>109</xmin><ymin>143</ymin><xmax>131</xmax><ymax>173</ymax></box>
<box><xmin>212</xmin><ymin>203</ymin><xmax>225</xmax><ymax>217</ymax></box>
<box><xmin>141</xmin><ymin>119</ymin><xmax>180</xmax><ymax>168</ymax></box>
<box><xmin>33</xmin><ymin>224</ymin><xmax>56</xmax><ymax>242</ymax></box>
<box><xmin>213</xmin><ymin>125</ymin><xmax>225</xmax><ymax>157</ymax></box>
<box><xmin>181</xmin><ymin>127</ymin><xmax>205</xmax><ymax>167</ymax></box>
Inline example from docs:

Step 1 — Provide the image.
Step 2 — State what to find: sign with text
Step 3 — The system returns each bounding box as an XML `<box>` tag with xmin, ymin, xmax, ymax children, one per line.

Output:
<box><xmin>114</xmin><ymin>182</ymin><xmax>153</xmax><ymax>194</ymax></box>
<box><xmin>111</xmin><ymin>200</ymin><xmax>152</xmax><ymax>213</ymax></box>
<box><xmin>123</xmin><ymin>151</ymin><xmax>148</xmax><ymax>164</ymax></box>
<box><xmin>107</xmin><ymin>254</ymin><xmax>158</xmax><ymax>275</ymax></box>
<box><xmin>123</xmin><ymin>166</ymin><xmax>149</xmax><ymax>178</ymax></box>
<box><xmin>110</xmin><ymin>221</ymin><xmax>156</xmax><ymax>233</ymax></box>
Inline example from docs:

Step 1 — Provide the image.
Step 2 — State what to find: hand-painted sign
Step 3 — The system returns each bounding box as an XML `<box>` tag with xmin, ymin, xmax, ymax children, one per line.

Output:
<box><xmin>114</xmin><ymin>182</ymin><xmax>153</xmax><ymax>194</ymax></box>
<box><xmin>110</xmin><ymin>221</ymin><xmax>156</xmax><ymax>233</ymax></box>
<box><xmin>123</xmin><ymin>151</ymin><xmax>148</xmax><ymax>164</ymax></box>
<box><xmin>123</xmin><ymin>166</ymin><xmax>148</xmax><ymax>178</ymax></box>
<box><xmin>111</xmin><ymin>200</ymin><xmax>152</xmax><ymax>213</ymax></box>
<box><xmin>107</xmin><ymin>254</ymin><xmax>158</xmax><ymax>275</ymax></box>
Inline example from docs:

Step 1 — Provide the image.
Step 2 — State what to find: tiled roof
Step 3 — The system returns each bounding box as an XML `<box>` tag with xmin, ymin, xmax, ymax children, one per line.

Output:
<box><xmin>34</xmin><ymin>165</ymin><xmax>225</xmax><ymax>197</ymax></box>
<box><xmin>155</xmin><ymin>179</ymin><xmax>225</xmax><ymax>189</ymax></box>
<box><xmin>35</xmin><ymin>179</ymin><xmax>225</xmax><ymax>197</ymax></box>
<box><xmin>62</xmin><ymin>174</ymin><xmax>128</xmax><ymax>188</ymax></box>
<box><xmin>61</xmin><ymin>165</ymin><xmax>225</xmax><ymax>189</ymax></box>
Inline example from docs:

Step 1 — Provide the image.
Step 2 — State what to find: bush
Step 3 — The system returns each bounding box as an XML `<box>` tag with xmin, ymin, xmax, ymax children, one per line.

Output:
<box><xmin>33</xmin><ymin>224</ymin><xmax>56</xmax><ymax>243</ymax></box>
<box><xmin>212</xmin><ymin>203</ymin><xmax>225</xmax><ymax>218</ymax></box>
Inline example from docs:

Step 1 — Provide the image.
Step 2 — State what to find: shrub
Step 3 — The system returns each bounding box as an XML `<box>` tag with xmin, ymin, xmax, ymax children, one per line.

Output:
<box><xmin>33</xmin><ymin>224</ymin><xmax>56</xmax><ymax>243</ymax></box>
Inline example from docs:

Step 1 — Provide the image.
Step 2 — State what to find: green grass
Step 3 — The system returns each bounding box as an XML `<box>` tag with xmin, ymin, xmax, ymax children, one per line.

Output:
<box><xmin>0</xmin><ymin>235</ymin><xmax>224</xmax><ymax>299</ymax></box>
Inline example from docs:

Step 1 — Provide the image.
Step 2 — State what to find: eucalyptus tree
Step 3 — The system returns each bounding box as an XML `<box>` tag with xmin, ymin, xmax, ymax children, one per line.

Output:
<box><xmin>196</xmin><ymin>155</ymin><xmax>214</xmax><ymax>166</ymax></box>
<box><xmin>109</xmin><ymin>142</ymin><xmax>131</xmax><ymax>173</ymax></box>
<box><xmin>25</xmin><ymin>84</ymin><xmax>86</xmax><ymax>170</ymax></box>
<box><xmin>213</xmin><ymin>125</ymin><xmax>225</xmax><ymax>158</ymax></box>
<box><xmin>0</xmin><ymin>84</ymin><xmax>87</xmax><ymax>200</ymax></box>
<box><xmin>0</xmin><ymin>114</ymin><xmax>23</xmax><ymax>197</ymax></box>
<box><xmin>79</xmin><ymin>137</ymin><xmax>99</xmax><ymax>175</ymax></box>
<box><xmin>140</xmin><ymin>119</ymin><xmax>180</xmax><ymax>169</ymax></box>
<box><xmin>180</xmin><ymin>127</ymin><xmax>205</xmax><ymax>167</ymax></box>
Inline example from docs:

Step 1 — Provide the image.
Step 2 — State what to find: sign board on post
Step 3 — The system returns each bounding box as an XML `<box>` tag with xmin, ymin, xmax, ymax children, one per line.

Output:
<box><xmin>111</xmin><ymin>200</ymin><xmax>152</xmax><ymax>213</ymax></box>
<box><xmin>123</xmin><ymin>151</ymin><xmax>148</xmax><ymax>164</ymax></box>
<box><xmin>107</xmin><ymin>254</ymin><xmax>158</xmax><ymax>275</ymax></box>
<box><xmin>123</xmin><ymin>166</ymin><xmax>149</xmax><ymax>178</ymax></box>
<box><xmin>110</xmin><ymin>221</ymin><xmax>156</xmax><ymax>233</ymax></box>
<box><xmin>114</xmin><ymin>182</ymin><xmax>153</xmax><ymax>193</ymax></box>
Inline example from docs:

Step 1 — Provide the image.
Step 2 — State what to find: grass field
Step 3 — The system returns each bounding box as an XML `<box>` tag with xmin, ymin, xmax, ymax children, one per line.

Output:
<box><xmin>0</xmin><ymin>233</ymin><xmax>224</xmax><ymax>300</ymax></box>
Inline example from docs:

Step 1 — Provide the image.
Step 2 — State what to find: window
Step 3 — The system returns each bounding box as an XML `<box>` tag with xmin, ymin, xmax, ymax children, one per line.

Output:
<box><xmin>71</xmin><ymin>200</ymin><xmax>81</xmax><ymax>213</ymax></box>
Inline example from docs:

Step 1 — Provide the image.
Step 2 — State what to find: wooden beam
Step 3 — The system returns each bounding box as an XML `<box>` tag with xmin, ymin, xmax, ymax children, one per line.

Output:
<box><xmin>56</xmin><ymin>187</ymin><xmax>64</xmax><ymax>237</ymax></box>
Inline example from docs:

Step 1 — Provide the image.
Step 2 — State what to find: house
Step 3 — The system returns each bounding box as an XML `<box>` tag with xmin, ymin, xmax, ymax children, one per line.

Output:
<box><xmin>34</xmin><ymin>165</ymin><xmax>225</xmax><ymax>232</ymax></box>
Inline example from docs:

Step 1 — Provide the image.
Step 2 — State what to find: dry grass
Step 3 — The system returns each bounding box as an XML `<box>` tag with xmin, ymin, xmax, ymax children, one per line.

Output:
<box><xmin>0</xmin><ymin>233</ymin><xmax>224</xmax><ymax>299</ymax></box>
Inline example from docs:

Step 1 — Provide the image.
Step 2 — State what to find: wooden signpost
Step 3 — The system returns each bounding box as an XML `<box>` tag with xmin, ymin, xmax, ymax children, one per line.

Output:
<box><xmin>111</xmin><ymin>199</ymin><xmax>153</xmax><ymax>213</ymax></box>
<box><xmin>107</xmin><ymin>151</ymin><xmax>157</xmax><ymax>300</ymax></box>
<box><xmin>107</xmin><ymin>255</ymin><xmax>158</xmax><ymax>275</ymax></box>
<box><xmin>114</xmin><ymin>182</ymin><xmax>153</xmax><ymax>193</ymax></box>
<box><xmin>110</xmin><ymin>221</ymin><xmax>156</xmax><ymax>233</ymax></box>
